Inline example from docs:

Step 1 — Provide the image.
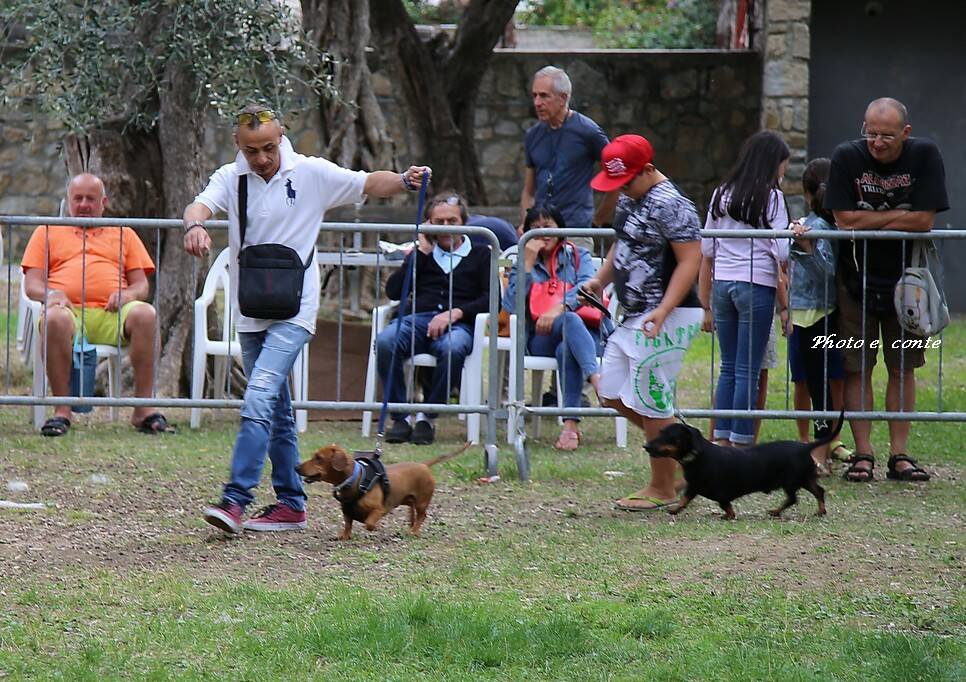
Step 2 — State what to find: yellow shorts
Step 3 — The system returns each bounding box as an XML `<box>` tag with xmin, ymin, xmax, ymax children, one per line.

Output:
<box><xmin>71</xmin><ymin>301</ymin><xmax>146</xmax><ymax>346</ymax></box>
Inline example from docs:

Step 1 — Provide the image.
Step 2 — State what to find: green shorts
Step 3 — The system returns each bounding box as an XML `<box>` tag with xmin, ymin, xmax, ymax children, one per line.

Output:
<box><xmin>71</xmin><ymin>301</ymin><xmax>146</xmax><ymax>346</ymax></box>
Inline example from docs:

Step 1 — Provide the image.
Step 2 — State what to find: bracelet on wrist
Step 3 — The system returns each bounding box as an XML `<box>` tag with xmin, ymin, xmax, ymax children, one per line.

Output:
<box><xmin>184</xmin><ymin>221</ymin><xmax>206</xmax><ymax>234</ymax></box>
<box><xmin>400</xmin><ymin>172</ymin><xmax>417</xmax><ymax>192</ymax></box>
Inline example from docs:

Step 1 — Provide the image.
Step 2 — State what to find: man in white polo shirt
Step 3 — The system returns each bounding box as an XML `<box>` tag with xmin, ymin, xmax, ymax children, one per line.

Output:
<box><xmin>183</xmin><ymin>104</ymin><xmax>431</xmax><ymax>535</ymax></box>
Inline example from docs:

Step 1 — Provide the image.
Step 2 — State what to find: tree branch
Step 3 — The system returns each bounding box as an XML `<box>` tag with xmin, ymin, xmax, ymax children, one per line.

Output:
<box><xmin>369</xmin><ymin>0</ymin><xmax>445</xmax><ymax>143</ymax></box>
<box><xmin>443</xmin><ymin>0</ymin><xmax>518</xmax><ymax>106</ymax></box>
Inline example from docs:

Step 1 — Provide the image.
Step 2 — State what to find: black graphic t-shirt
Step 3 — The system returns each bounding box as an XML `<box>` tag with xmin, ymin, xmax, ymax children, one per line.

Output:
<box><xmin>824</xmin><ymin>137</ymin><xmax>948</xmax><ymax>283</ymax></box>
<box><xmin>612</xmin><ymin>180</ymin><xmax>701</xmax><ymax>314</ymax></box>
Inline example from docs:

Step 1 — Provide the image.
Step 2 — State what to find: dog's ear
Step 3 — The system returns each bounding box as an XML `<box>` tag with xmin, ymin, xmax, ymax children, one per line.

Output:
<box><xmin>330</xmin><ymin>446</ymin><xmax>352</xmax><ymax>472</ymax></box>
<box><xmin>686</xmin><ymin>425</ymin><xmax>703</xmax><ymax>445</ymax></box>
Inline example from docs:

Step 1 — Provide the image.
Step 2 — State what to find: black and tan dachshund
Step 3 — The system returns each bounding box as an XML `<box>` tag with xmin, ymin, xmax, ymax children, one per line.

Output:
<box><xmin>646</xmin><ymin>412</ymin><xmax>845</xmax><ymax>520</ymax></box>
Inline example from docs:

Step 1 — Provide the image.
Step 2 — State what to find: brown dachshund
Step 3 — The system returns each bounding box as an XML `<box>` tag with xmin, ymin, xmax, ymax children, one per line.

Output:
<box><xmin>296</xmin><ymin>443</ymin><xmax>471</xmax><ymax>540</ymax></box>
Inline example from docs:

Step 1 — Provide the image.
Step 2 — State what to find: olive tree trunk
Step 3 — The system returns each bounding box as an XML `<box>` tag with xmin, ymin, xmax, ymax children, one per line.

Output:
<box><xmin>369</xmin><ymin>0</ymin><xmax>518</xmax><ymax>204</ymax></box>
<box><xmin>63</xmin><ymin>62</ymin><xmax>208</xmax><ymax>398</ymax></box>
<box><xmin>154</xmin><ymin>60</ymin><xmax>209</xmax><ymax>397</ymax></box>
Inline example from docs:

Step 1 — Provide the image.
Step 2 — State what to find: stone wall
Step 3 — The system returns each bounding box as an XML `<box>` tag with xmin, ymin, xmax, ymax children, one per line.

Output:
<box><xmin>761</xmin><ymin>0</ymin><xmax>811</xmax><ymax>216</ymax></box>
<box><xmin>370</xmin><ymin>49</ymin><xmax>763</xmax><ymax>216</ymax></box>
<box><xmin>0</xmin><ymin>50</ymin><xmax>761</xmax><ymax>223</ymax></box>
<box><xmin>0</xmin><ymin>112</ymin><xmax>68</xmax><ymax>217</ymax></box>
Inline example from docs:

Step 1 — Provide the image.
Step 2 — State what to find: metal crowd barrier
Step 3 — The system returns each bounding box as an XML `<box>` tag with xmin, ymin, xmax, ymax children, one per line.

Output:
<box><xmin>2</xmin><ymin>217</ymin><xmax>965</xmax><ymax>482</ymax></box>
<box><xmin>0</xmin><ymin>217</ymin><xmax>503</xmax><ymax>475</ymax></box>
<box><xmin>511</xmin><ymin>227</ymin><xmax>966</xmax><ymax>480</ymax></box>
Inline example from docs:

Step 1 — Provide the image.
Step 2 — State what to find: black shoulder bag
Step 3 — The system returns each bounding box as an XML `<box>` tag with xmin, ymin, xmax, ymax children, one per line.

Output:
<box><xmin>236</xmin><ymin>175</ymin><xmax>313</xmax><ymax>320</ymax></box>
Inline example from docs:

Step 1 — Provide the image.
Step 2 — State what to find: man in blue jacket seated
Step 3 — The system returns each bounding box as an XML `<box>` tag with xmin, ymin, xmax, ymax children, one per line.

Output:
<box><xmin>377</xmin><ymin>191</ymin><xmax>491</xmax><ymax>445</ymax></box>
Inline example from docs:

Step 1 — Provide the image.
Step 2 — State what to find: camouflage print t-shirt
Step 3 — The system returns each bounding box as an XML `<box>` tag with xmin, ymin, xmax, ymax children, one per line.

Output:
<box><xmin>612</xmin><ymin>180</ymin><xmax>702</xmax><ymax>315</ymax></box>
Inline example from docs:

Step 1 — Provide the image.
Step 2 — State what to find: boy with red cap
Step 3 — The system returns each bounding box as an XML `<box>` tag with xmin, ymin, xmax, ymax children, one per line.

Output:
<box><xmin>583</xmin><ymin>134</ymin><xmax>704</xmax><ymax>511</ymax></box>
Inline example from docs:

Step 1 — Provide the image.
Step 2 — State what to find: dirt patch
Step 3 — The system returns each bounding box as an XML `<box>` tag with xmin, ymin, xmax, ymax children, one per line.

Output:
<box><xmin>1</xmin><ymin>417</ymin><xmax>963</xmax><ymax>607</ymax></box>
<box><xmin>1</xmin><ymin>464</ymin><xmax>961</xmax><ymax>602</ymax></box>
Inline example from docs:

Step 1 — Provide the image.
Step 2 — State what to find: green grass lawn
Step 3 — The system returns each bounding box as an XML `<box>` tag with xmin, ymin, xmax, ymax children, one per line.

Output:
<box><xmin>0</xmin><ymin>319</ymin><xmax>963</xmax><ymax>680</ymax></box>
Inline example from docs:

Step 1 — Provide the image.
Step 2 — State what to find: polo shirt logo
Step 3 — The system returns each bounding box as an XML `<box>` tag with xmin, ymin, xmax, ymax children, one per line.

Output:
<box><xmin>285</xmin><ymin>179</ymin><xmax>297</xmax><ymax>206</ymax></box>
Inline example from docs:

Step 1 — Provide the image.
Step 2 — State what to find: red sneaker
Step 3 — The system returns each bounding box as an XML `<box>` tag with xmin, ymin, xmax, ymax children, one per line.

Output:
<box><xmin>203</xmin><ymin>501</ymin><xmax>243</xmax><ymax>534</ymax></box>
<box><xmin>242</xmin><ymin>503</ymin><xmax>307</xmax><ymax>532</ymax></box>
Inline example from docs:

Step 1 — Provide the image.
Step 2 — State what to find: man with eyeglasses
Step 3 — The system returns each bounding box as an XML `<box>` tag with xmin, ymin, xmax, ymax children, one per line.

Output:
<box><xmin>376</xmin><ymin>191</ymin><xmax>491</xmax><ymax>445</ymax></box>
<box><xmin>824</xmin><ymin>97</ymin><xmax>948</xmax><ymax>484</ymax></box>
<box><xmin>183</xmin><ymin>104</ymin><xmax>431</xmax><ymax>535</ymax></box>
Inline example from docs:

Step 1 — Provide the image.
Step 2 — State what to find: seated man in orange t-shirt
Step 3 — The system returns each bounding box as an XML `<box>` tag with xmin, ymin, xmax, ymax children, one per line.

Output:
<box><xmin>21</xmin><ymin>173</ymin><xmax>172</xmax><ymax>436</ymax></box>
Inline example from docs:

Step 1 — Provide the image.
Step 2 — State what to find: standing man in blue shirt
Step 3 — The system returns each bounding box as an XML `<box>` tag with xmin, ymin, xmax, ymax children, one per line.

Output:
<box><xmin>520</xmin><ymin>66</ymin><xmax>616</xmax><ymax>250</ymax></box>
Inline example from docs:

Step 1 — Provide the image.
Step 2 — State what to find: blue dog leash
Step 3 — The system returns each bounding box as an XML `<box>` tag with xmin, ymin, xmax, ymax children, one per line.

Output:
<box><xmin>376</xmin><ymin>175</ymin><xmax>429</xmax><ymax>451</ymax></box>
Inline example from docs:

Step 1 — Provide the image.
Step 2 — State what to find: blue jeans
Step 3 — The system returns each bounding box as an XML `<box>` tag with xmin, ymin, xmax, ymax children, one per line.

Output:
<box><xmin>376</xmin><ymin>312</ymin><xmax>474</xmax><ymax>421</ymax></box>
<box><xmin>528</xmin><ymin>311</ymin><xmax>600</xmax><ymax>417</ymax></box>
<box><xmin>223</xmin><ymin>322</ymin><xmax>313</xmax><ymax>511</ymax></box>
<box><xmin>712</xmin><ymin>281</ymin><xmax>776</xmax><ymax>445</ymax></box>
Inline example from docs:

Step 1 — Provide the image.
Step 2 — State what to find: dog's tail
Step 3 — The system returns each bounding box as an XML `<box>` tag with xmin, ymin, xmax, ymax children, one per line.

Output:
<box><xmin>422</xmin><ymin>442</ymin><xmax>473</xmax><ymax>468</ymax></box>
<box><xmin>806</xmin><ymin>409</ymin><xmax>846</xmax><ymax>450</ymax></box>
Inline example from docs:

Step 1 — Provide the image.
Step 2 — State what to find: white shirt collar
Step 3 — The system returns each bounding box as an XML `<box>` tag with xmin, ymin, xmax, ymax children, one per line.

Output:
<box><xmin>432</xmin><ymin>236</ymin><xmax>472</xmax><ymax>274</ymax></box>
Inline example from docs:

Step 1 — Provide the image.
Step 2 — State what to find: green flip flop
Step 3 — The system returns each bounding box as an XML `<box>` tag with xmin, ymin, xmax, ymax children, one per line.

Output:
<box><xmin>615</xmin><ymin>494</ymin><xmax>676</xmax><ymax>512</ymax></box>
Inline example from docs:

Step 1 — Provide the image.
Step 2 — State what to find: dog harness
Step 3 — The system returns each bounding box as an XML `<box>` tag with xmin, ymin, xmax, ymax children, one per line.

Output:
<box><xmin>333</xmin><ymin>453</ymin><xmax>391</xmax><ymax>520</ymax></box>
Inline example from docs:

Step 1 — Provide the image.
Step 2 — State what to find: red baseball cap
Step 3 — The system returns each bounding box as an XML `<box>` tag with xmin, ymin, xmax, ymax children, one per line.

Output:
<box><xmin>591</xmin><ymin>134</ymin><xmax>654</xmax><ymax>192</ymax></box>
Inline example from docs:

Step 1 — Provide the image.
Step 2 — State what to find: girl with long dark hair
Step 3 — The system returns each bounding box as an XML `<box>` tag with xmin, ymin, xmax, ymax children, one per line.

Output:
<box><xmin>701</xmin><ymin>130</ymin><xmax>791</xmax><ymax>446</ymax></box>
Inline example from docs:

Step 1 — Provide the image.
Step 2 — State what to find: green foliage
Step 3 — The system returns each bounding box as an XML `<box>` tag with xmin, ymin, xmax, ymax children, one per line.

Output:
<box><xmin>523</xmin><ymin>0</ymin><xmax>602</xmax><ymax>27</ymax></box>
<box><xmin>403</xmin><ymin>0</ymin><xmax>466</xmax><ymax>24</ymax></box>
<box><xmin>524</xmin><ymin>0</ymin><xmax>719</xmax><ymax>49</ymax></box>
<box><xmin>0</xmin><ymin>0</ymin><xmax>335</xmax><ymax>134</ymax></box>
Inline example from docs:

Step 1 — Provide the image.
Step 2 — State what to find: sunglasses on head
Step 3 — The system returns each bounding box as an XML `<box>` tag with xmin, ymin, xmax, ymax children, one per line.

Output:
<box><xmin>236</xmin><ymin>109</ymin><xmax>277</xmax><ymax>126</ymax></box>
<box><xmin>432</xmin><ymin>196</ymin><xmax>461</xmax><ymax>206</ymax></box>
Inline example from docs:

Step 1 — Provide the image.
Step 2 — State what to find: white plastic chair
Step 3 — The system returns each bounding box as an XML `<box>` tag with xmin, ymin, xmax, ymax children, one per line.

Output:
<box><xmin>20</xmin><ymin>278</ymin><xmax>124</xmax><ymax>430</ymax></box>
<box><xmin>361</xmin><ymin>301</ymin><xmax>479</xmax><ymax>440</ymax></box>
<box><xmin>190</xmin><ymin>247</ymin><xmax>309</xmax><ymax>431</ymax></box>
<box><xmin>461</xmin><ymin>245</ymin><xmax>517</xmax><ymax>443</ymax></box>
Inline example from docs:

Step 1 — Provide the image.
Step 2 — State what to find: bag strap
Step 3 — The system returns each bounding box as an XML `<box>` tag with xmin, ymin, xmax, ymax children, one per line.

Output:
<box><xmin>564</xmin><ymin>240</ymin><xmax>580</xmax><ymax>270</ymax></box>
<box><xmin>913</xmin><ymin>240</ymin><xmax>931</xmax><ymax>269</ymax></box>
<box><xmin>548</xmin><ymin>239</ymin><xmax>582</xmax><ymax>278</ymax></box>
<box><xmin>238</xmin><ymin>175</ymin><xmax>248</xmax><ymax>247</ymax></box>
<box><xmin>546</xmin><ymin>239</ymin><xmax>565</xmax><ymax>280</ymax></box>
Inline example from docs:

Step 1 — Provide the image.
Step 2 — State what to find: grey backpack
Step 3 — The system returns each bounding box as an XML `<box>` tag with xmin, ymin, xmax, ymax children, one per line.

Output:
<box><xmin>893</xmin><ymin>241</ymin><xmax>949</xmax><ymax>337</ymax></box>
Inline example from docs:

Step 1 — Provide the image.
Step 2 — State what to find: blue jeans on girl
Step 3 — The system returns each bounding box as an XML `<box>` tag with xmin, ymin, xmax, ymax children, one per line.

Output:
<box><xmin>712</xmin><ymin>281</ymin><xmax>776</xmax><ymax>445</ymax></box>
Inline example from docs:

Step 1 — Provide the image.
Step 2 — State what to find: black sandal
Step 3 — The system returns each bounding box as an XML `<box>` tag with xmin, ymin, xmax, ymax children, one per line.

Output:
<box><xmin>886</xmin><ymin>454</ymin><xmax>930</xmax><ymax>482</ymax></box>
<box><xmin>40</xmin><ymin>416</ymin><xmax>71</xmax><ymax>437</ymax></box>
<box><xmin>843</xmin><ymin>453</ymin><xmax>874</xmax><ymax>482</ymax></box>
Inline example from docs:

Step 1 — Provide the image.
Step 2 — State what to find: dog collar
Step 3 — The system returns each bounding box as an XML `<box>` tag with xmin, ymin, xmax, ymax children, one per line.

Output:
<box><xmin>333</xmin><ymin>461</ymin><xmax>363</xmax><ymax>495</ymax></box>
<box><xmin>681</xmin><ymin>449</ymin><xmax>699</xmax><ymax>464</ymax></box>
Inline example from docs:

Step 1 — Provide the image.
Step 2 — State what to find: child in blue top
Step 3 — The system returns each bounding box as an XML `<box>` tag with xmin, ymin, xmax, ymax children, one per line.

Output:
<box><xmin>788</xmin><ymin>158</ymin><xmax>851</xmax><ymax>472</ymax></box>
